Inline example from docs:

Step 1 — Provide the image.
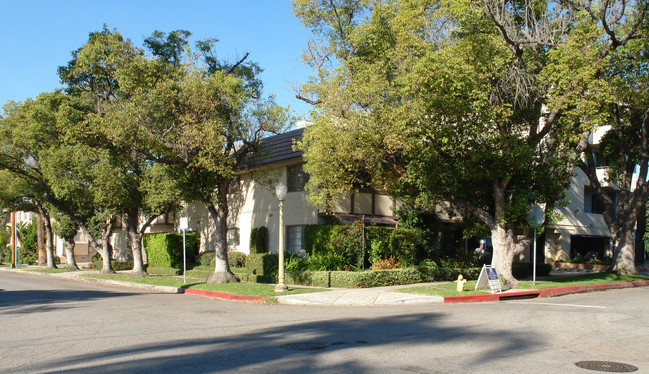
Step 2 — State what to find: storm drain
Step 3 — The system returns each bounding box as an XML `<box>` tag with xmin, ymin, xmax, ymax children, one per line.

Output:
<box><xmin>575</xmin><ymin>361</ymin><xmax>638</xmax><ymax>372</ymax></box>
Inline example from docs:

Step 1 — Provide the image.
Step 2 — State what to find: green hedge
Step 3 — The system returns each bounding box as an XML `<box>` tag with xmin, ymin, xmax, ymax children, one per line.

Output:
<box><xmin>243</xmin><ymin>253</ymin><xmax>278</xmax><ymax>281</ymax></box>
<box><xmin>249</xmin><ymin>226</ymin><xmax>269</xmax><ymax>254</ymax></box>
<box><xmin>91</xmin><ymin>260</ymin><xmax>135</xmax><ymax>271</ymax></box>
<box><xmin>144</xmin><ymin>233</ymin><xmax>200</xmax><ymax>268</ymax></box>
<box><xmin>285</xmin><ymin>266</ymin><xmax>481</xmax><ymax>288</ymax></box>
<box><xmin>303</xmin><ymin>224</ymin><xmax>427</xmax><ymax>269</ymax></box>
<box><xmin>304</xmin><ymin>224</ymin><xmax>337</xmax><ymax>256</ymax></box>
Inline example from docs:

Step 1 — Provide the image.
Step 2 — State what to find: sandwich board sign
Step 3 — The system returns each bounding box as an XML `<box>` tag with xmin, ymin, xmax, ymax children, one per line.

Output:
<box><xmin>475</xmin><ymin>265</ymin><xmax>502</xmax><ymax>294</ymax></box>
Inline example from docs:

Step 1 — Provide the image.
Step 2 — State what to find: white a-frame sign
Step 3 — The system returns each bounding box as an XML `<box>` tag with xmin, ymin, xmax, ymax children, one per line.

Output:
<box><xmin>475</xmin><ymin>265</ymin><xmax>502</xmax><ymax>294</ymax></box>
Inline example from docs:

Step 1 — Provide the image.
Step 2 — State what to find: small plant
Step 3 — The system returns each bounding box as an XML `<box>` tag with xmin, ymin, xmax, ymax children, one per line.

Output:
<box><xmin>308</xmin><ymin>254</ymin><xmax>347</xmax><ymax>271</ymax></box>
<box><xmin>419</xmin><ymin>259</ymin><xmax>439</xmax><ymax>267</ymax></box>
<box><xmin>370</xmin><ymin>256</ymin><xmax>401</xmax><ymax>270</ymax></box>
<box><xmin>285</xmin><ymin>253</ymin><xmax>309</xmax><ymax>272</ymax></box>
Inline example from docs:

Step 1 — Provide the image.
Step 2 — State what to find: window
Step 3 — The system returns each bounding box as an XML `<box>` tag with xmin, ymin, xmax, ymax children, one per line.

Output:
<box><xmin>227</xmin><ymin>228</ymin><xmax>240</xmax><ymax>248</ymax></box>
<box><xmin>584</xmin><ymin>187</ymin><xmax>616</xmax><ymax>214</ymax></box>
<box><xmin>153</xmin><ymin>212</ymin><xmax>174</xmax><ymax>226</ymax></box>
<box><xmin>286</xmin><ymin>226</ymin><xmax>305</xmax><ymax>253</ymax></box>
<box><xmin>287</xmin><ymin>164</ymin><xmax>310</xmax><ymax>192</ymax></box>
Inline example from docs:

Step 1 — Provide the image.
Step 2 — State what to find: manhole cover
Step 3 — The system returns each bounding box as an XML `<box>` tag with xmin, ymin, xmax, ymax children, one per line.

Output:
<box><xmin>575</xmin><ymin>361</ymin><xmax>638</xmax><ymax>372</ymax></box>
<box><xmin>280</xmin><ymin>342</ymin><xmax>327</xmax><ymax>351</ymax></box>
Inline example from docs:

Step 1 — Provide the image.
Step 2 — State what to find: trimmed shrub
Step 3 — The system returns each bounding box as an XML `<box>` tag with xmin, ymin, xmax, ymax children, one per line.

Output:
<box><xmin>284</xmin><ymin>266</ymin><xmax>481</xmax><ymax>288</ymax></box>
<box><xmin>245</xmin><ymin>253</ymin><xmax>279</xmax><ymax>280</ymax></box>
<box><xmin>143</xmin><ymin>233</ymin><xmax>200</xmax><ymax>268</ymax></box>
<box><xmin>197</xmin><ymin>251</ymin><xmax>215</xmax><ymax>267</ymax></box>
<box><xmin>249</xmin><ymin>226</ymin><xmax>269</xmax><ymax>254</ymax></box>
<box><xmin>147</xmin><ymin>266</ymin><xmax>181</xmax><ymax>276</ymax></box>
<box><xmin>91</xmin><ymin>260</ymin><xmax>134</xmax><ymax>271</ymax></box>
<box><xmin>228</xmin><ymin>251</ymin><xmax>247</xmax><ymax>268</ymax></box>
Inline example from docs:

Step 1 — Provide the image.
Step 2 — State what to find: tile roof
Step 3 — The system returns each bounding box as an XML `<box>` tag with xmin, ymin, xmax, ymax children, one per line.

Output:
<box><xmin>239</xmin><ymin>127</ymin><xmax>304</xmax><ymax>169</ymax></box>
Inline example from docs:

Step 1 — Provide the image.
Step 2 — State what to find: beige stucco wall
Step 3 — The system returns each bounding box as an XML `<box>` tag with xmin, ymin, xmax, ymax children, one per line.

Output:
<box><xmin>546</xmin><ymin>167</ymin><xmax>612</xmax><ymax>262</ymax></box>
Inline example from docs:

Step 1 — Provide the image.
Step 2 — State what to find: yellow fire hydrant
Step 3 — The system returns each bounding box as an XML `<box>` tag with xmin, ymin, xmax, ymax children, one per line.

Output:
<box><xmin>454</xmin><ymin>274</ymin><xmax>467</xmax><ymax>292</ymax></box>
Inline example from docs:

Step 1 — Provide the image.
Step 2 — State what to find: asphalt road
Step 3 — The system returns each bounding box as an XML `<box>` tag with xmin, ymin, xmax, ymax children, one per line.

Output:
<box><xmin>1</xmin><ymin>270</ymin><xmax>648</xmax><ymax>373</ymax></box>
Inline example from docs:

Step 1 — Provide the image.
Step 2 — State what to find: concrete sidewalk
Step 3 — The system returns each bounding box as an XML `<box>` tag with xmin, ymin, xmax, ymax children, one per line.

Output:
<box><xmin>3</xmin><ymin>265</ymin><xmax>649</xmax><ymax>306</ymax></box>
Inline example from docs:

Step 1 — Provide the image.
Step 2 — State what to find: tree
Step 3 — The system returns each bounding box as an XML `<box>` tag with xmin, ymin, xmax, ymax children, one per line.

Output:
<box><xmin>129</xmin><ymin>35</ymin><xmax>291</xmax><ymax>283</ymax></box>
<box><xmin>0</xmin><ymin>94</ymin><xmax>72</xmax><ymax>269</ymax></box>
<box><xmin>559</xmin><ymin>0</ymin><xmax>649</xmax><ymax>274</ymax></box>
<box><xmin>52</xmin><ymin>212</ymin><xmax>80</xmax><ymax>270</ymax></box>
<box><xmin>58</xmin><ymin>26</ymin><xmax>186</xmax><ymax>277</ymax></box>
<box><xmin>293</xmin><ymin>0</ymin><xmax>589</xmax><ymax>285</ymax></box>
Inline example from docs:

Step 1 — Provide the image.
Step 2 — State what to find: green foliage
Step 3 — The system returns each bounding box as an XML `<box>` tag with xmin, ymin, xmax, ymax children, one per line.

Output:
<box><xmin>307</xmin><ymin>254</ymin><xmax>348</xmax><ymax>271</ymax></box>
<box><xmin>389</xmin><ymin>228</ymin><xmax>422</xmax><ymax>267</ymax></box>
<box><xmin>365</xmin><ymin>226</ymin><xmax>393</xmax><ymax>264</ymax></box>
<box><xmin>304</xmin><ymin>224</ymin><xmax>337</xmax><ymax>256</ymax></box>
<box><xmin>197</xmin><ymin>251</ymin><xmax>215</xmax><ymax>267</ymax></box>
<box><xmin>244</xmin><ymin>253</ymin><xmax>279</xmax><ymax>281</ymax></box>
<box><xmin>249</xmin><ymin>226</ymin><xmax>268</xmax><ymax>254</ymax></box>
<box><xmin>143</xmin><ymin>233</ymin><xmax>200</xmax><ymax>268</ymax></box>
<box><xmin>331</xmin><ymin>222</ymin><xmax>364</xmax><ymax>268</ymax></box>
<box><xmin>227</xmin><ymin>251</ymin><xmax>247</xmax><ymax>268</ymax></box>
<box><xmin>92</xmin><ymin>260</ymin><xmax>134</xmax><ymax>271</ymax></box>
<box><xmin>16</xmin><ymin>220</ymin><xmax>38</xmax><ymax>265</ymax></box>
<box><xmin>284</xmin><ymin>266</ymin><xmax>482</xmax><ymax>288</ymax></box>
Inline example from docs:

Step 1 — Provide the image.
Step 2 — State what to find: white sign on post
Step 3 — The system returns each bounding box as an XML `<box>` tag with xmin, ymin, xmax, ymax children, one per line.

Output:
<box><xmin>179</xmin><ymin>217</ymin><xmax>189</xmax><ymax>231</ymax></box>
<box><xmin>475</xmin><ymin>265</ymin><xmax>502</xmax><ymax>294</ymax></box>
<box><xmin>179</xmin><ymin>217</ymin><xmax>188</xmax><ymax>284</ymax></box>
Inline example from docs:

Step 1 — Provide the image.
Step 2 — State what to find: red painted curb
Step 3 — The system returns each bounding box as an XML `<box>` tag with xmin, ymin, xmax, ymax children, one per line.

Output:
<box><xmin>182</xmin><ymin>288</ymin><xmax>267</xmax><ymax>302</ymax></box>
<box><xmin>444</xmin><ymin>280</ymin><xmax>649</xmax><ymax>303</ymax></box>
<box><xmin>444</xmin><ymin>294</ymin><xmax>498</xmax><ymax>303</ymax></box>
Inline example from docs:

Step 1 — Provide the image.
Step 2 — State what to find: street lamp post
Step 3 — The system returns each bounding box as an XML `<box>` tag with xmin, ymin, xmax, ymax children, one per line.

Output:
<box><xmin>275</xmin><ymin>183</ymin><xmax>288</xmax><ymax>292</ymax></box>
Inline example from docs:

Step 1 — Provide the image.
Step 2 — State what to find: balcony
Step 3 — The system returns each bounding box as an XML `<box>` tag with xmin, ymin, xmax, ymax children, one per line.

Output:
<box><xmin>596</xmin><ymin>167</ymin><xmax>620</xmax><ymax>190</ymax></box>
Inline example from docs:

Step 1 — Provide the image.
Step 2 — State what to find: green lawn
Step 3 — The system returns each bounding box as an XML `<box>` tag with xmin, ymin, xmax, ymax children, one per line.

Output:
<box><xmin>25</xmin><ymin>268</ymin><xmax>77</xmax><ymax>273</ymax></box>
<box><xmin>397</xmin><ymin>273</ymin><xmax>649</xmax><ymax>297</ymax></box>
<box><xmin>81</xmin><ymin>273</ymin><xmax>329</xmax><ymax>297</ymax></box>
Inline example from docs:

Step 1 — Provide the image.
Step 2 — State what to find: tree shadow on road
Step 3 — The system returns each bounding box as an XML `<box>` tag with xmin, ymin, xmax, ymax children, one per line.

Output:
<box><xmin>0</xmin><ymin>289</ymin><xmax>138</xmax><ymax>315</ymax></box>
<box><xmin>6</xmin><ymin>311</ymin><xmax>539</xmax><ymax>373</ymax></box>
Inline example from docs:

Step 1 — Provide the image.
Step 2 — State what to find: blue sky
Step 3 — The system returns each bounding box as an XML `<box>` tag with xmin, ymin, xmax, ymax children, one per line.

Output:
<box><xmin>0</xmin><ymin>0</ymin><xmax>313</xmax><ymax>121</ymax></box>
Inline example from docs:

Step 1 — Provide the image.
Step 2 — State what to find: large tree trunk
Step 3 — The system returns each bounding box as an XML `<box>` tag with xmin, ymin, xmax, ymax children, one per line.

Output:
<box><xmin>37</xmin><ymin>214</ymin><xmax>46</xmax><ymax>266</ymax></box>
<box><xmin>487</xmin><ymin>180</ymin><xmax>531</xmax><ymax>287</ymax></box>
<box><xmin>206</xmin><ymin>185</ymin><xmax>239</xmax><ymax>284</ymax></box>
<box><xmin>85</xmin><ymin>217</ymin><xmax>115</xmax><ymax>274</ymax></box>
<box><xmin>64</xmin><ymin>235</ymin><xmax>79</xmax><ymax>270</ymax></box>
<box><xmin>609</xmin><ymin>224</ymin><xmax>638</xmax><ymax>275</ymax></box>
<box><xmin>125</xmin><ymin>209</ymin><xmax>148</xmax><ymax>278</ymax></box>
<box><xmin>35</xmin><ymin>204</ymin><xmax>57</xmax><ymax>269</ymax></box>
<box><xmin>490</xmin><ymin>225</ymin><xmax>517</xmax><ymax>286</ymax></box>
